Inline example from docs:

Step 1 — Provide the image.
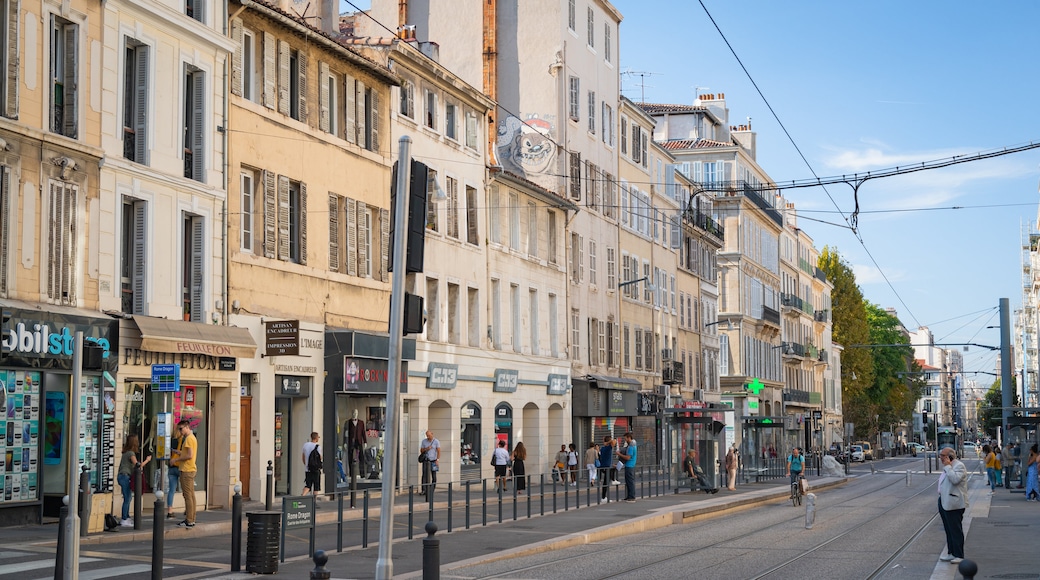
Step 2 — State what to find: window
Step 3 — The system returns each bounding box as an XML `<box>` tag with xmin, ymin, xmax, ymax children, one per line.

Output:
<box><xmin>50</xmin><ymin>16</ymin><xmax>78</xmax><ymax>138</ymax></box>
<box><xmin>587</xmin><ymin>90</ymin><xmax>596</xmax><ymax>133</ymax></box>
<box><xmin>607</xmin><ymin>322</ymin><xmax>618</xmax><ymax>368</ymax></box>
<box><xmin>601</xmin><ymin>103</ymin><xmax>612</xmax><ymax>146</ymax></box>
<box><xmin>644</xmin><ymin>330</ymin><xmax>654</xmax><ymax>372</ymax></box>
<box><xmin>445</xmin><ymin>102</ymin><xmax>458</xmax><ymax>140</ymax></box>
<box><xmin>587</xmin><ymin>7</ymin><xmax>594</xmax><ymax>47</ymax></box>
<box><xmin>569</xmin><ymin>151</ymin><xmax>581</xmax><ymax>200</ymax></box>
<box><xmin>606</xmin><ymin>247</ymin><xmax>616</xmax><ymax>290</ymax></box>
<box><xmin>426</xmin><ymin>278</ymin><xmax>439</xmax><ymax>341</ymax></box>
<box><xmin>604</xmin><ymin>23</ymin><xmax>611</xmax><ymax>63</ymax></box>
<box><xmin>623</xmin><ymin>324</ymin><xmax>630</xmax><ymax>368</ymax></box>
<box><xmin>598</xmin><ymin>320</ymin><xmax>607</xmax><ymax>368</ymax></box>
<box><xmin>262</xmin><ymin>171</ymin><xmax>308</xmax><ymax>265</ymax></box>
<box><xmin>181</xmin><ymin>213</ymin><xmax>204</xmax><ymax>322</ymax></box>
<box><xmin>288</xmin><ymin>49</ymin><xmax>302</xmax><ymax>120</ymax></box>
<box><xmin>568</xmin><ymin>76</ymin><xmax>579</xmax><ymax>121</ymax></box>
<box><xmin>448</xmin><ymin>283</ymin><xmax>460</xmax><ymax>344</ymax></box>
<box><xmin>547</xmin><ymin>210</ymin><xmax>558</xmax><ymax>264</ymax></box>
<box><xmin>425</xmin><ymin>169</ymin><xmax>439</xmax><ymax>232</ymax></box>
<box><xmin>508</xmin><ymin>191</ymin><xmax>520</xmax><ymax>251</ymax></box>
<box><xmin>465</xmin><ymin>185</ymin><xmax>478</xmax><ymax>245</ymax></box>
<box><xmin>318</xmin><ymin>62</ymin><xmax>340</xmax><ymax>135</ymax></box>
<box><xmin>46</xmin><ymin>180</ymin><xmax>77</xmax><ymax>305</ymax></box>
<box><xmin>338</xmin><ymin>196</ymin><xmax>376</xmax><ymax>277</ymax></box>
<box><xmin>1</xmin><ymin>0</ymin><xmax>19</xmax><ymax>119</ymax></box>
<box><xmin>121</xmin><ymin>199</ymin><xmax>147</xmax><ymax>314</ymax></box>
<box><xmin>511</xmin><ymin>283</ymin><xmax>521</xmax><ymax>353</ymax></box>
<box><xmin>643</xmin><ymin>260</ymin><xmax>651</xmax><ymax>303</ymax></box>
<box><xmin>465</xmin><ymin>111</ymin><xmax>478</xmax><ymax>149</ymax></box>
<box><xmin>358</xmin><ymin>203</ymin><xmax>372</xmax><ymax>277</ymax></box>
<box><xmin>241</xmin><ymin>29</ymin><xmax>256</xmax><ymax>102</ymax></box>
<box><xmin>588</xmin><ymin>240</ymin><xmax>597</xmax><ymax>286</ymax></box>
<box><xmin>568</xmin><ymin>0</ymin><xmax>575</xmax><ymax>30</ymax></box>
<box><xmin>399</xmin><ymin>79</ymin><xmax>415</xmax><ymax>118</ymax></box>
<box><xmin>123</xmin><ymin>39</ymin><xmax>149</xmax><ymax>164</ymax></box>
<box><xmin>527</xmin><ymin>202</ymin><xmax>538</xmax><ymax>258</ymax></box>
<box><xmin>489</xmin><ymin>184</ymin><xmax>500</xmax><ymax>244</ymax></box>
<box><xmin>603</xmin><ymin>172</ymin><xmax>616</xmax><ymax>219</ymax></box>
<box><xmin>529</xmin><ymin>289</ymin><xmax>539</xmax><ymax>353</ymax></box>
<box><xmin>344</xmin><ymin>75</ymin><xmax>379</xmax><ymax>151</ymax></box>
<box><xmin>241</xmin><ymin>170</ymin><xmax>257</xmax><ymax>252</ymax></box>
<box><xmin>446</xmin><ymin>176</ymin><xmax>459</xmax><ymax>239</ymax></box>
<box><xmin>467</xmin><ymin>287</ymin><xmax>480</xmax><ymax>348</ymax></box>
<box><xmin>549</xmin><ymin>293</ymin><xmax>559</xmax><ymax>357</ymax></box>
<box><xmin>588</xmin><ymin>317</ymin><xmax>599</xmax><ymax>366</ymax></box>
<box><xmin>620</xmin><ymin>116</ymin><xmax>628</xmax><ymax>155</ymax></box>
<box><xmin>570</xmin><ymin>232</ymin><xmax>583</xmax><ymax>284</ymax></box>
<box><xmin>571</xmin><ymin>309</ymin><xmax>580</xmax><ymax>361</ymax></box>
<box><xmin>631</xmin><ymin>123</ymin><xmax>642</xmax><ymax>165</ymax></box>
<box><xmin>183</xmin><ymin>65</ymin><xmax>204</xmax><ymax>181</ymax></box>
<box><xmin>634</xmin><ymin>327</ymin><xmax>643</xmax><ymax>369</ymax></box>
<box><xmin>425</xmin><ymin>88</ymin><xmax>437</xmax><ymax>129</ymax></box>
<box><xmin>186</xmin><ymin>0</ymin><xmax>204</xmax><ymax>22</ymax></box>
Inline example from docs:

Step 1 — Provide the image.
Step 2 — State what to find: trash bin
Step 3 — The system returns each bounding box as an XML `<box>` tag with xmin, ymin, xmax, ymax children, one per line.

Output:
<box><xmin>246</xmin><ymin>511</ymin><xmax>281</xmax><ymax>574</ymax></box>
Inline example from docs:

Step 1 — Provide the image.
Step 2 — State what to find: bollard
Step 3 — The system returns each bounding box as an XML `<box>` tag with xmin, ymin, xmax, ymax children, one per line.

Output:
<box><xmin>906</xmin><ymin>470</ymin><xmax>912</xmax><ymax>487</ymax></box>
<box><xmin>422</xmin><ymin>521</ymin><xmax>439</xmax><ymax>580</ymax></box>
<box><xmin>133</xmin><ymin>463</ymin><xmax>143</xmax><ymax>530</ymax></box>
<box><xmin>804</xmin><ymin>493</ymin><xmax>816</xmax><ymax>529</ymax></box>
<box><xmin>79</xmin><ymin>465</ymin><xmax>92</xmax><ymax>537</ymax></box>
<box><xmin>151</xmin><ymin>491</ymin><xmax>165</xmax><ymax>580</ymax></box>
<box><xmin>231</xmin><ymin>484</ymin><xmax>243</xmax><ymax>571</ymax></box>
<box><xmin>958</xmin><ymin>558</ymin><xmax>977</xmax><ymax>580</ymax></box>
<box><xmin>266</xmin><ymin>460</ymin><xmax>274</xmax><ymax>511</ymax></box>
<box><xmin>310</xmin><ymin>550</ymin><xmax>331</xmax><ymax>580</ymax></box>
<box><xmin>55</xmin><ymin>499</ymin><xmax>68</xmax><ymax>580</ymax></box>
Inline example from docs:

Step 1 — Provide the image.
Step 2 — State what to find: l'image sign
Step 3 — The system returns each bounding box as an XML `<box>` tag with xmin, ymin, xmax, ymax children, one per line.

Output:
<box><xmin>265</xmin><ymin>320</ymin><xmax>300</xmax><ymax>356</ymax></box>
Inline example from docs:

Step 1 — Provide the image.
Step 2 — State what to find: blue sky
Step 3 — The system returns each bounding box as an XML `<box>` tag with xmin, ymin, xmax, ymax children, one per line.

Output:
<box><xmin>345</xmin><ymin>1</ymin><xmax>1040</xmax><ymax>377</ymax></box>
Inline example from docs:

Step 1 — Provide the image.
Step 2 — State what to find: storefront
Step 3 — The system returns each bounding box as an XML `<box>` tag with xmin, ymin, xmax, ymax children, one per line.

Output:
<box><xmin>323</xmin><ymin>330</ymin><xmax>414</xmax><ymax>493</ymax></box>
<box><xmin>570</xmin><ymin>375</ymin><xmax>640</xmax><ymax>462</ymax></box>
<box><xmin>0</xmin><ymin>304</ymin><xmax>119</xmax><ymax>525</ymax></box>
<box><xmin>459</xmin><ymin>401</ymin><xmax>481</xmax><ymax>481</ymax></box>
<box><xmin>118</xmin><ymin>315</ymin><xmax>256</xmax><ymax>514</ymax></box>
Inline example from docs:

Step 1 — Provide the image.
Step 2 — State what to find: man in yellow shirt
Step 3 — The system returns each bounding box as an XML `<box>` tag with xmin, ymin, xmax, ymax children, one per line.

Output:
<box><xmin>170</xmin><ymin>419</ymin><xmax>198</xmax><ymax>528</ymax></box>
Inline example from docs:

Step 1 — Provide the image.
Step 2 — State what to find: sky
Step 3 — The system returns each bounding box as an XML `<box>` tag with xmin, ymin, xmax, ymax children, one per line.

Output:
<box><xmin>344</xmin><ymin>1</ymin><xmax>1040</xmax><ymax>379</ymax></box>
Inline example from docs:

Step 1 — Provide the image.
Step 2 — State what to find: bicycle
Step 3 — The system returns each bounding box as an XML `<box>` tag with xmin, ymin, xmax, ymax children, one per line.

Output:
<box><xmin>790</xmin><ymin>474</ymin><xmax>805</xmax><ymax>506</ymax></box>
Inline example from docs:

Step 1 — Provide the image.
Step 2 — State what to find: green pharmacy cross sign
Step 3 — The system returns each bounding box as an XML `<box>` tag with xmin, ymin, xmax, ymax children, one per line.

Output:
<box><xmin>745</xmin><ymin>378</ymin><xmax>765</xmax><ymax>395</ymax></box>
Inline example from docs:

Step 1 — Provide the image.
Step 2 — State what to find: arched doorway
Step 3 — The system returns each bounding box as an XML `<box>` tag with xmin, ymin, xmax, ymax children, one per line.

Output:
<box><xmin>460</xmin><ymin>401</ymin><xmax>481</xmax><ymax>482</ymax></box>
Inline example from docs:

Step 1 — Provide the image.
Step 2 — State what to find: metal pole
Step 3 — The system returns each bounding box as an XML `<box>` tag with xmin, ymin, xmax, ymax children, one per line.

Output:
<box><xmin>422</xmin><ymin>521</ymin><xmax>439</xmax><ymax>580</ymax></box>
<box><xmin>231</xmin><ymin>484</ymin><xmax>243</xmax><ymax>571</ymax></box>
<box><xmin>151</xmin><ymin>491</ymin><xmax>165</xmax><ymax>580</ymax></box>
<box><xmin>79</xmin><ymin>465</ymin><xmax>91</xmax><ymax>537</ymax></box>
<box><xmin>1000</xmin><ymin>298</ymin><xmax>1013</xmax><ymax>438</ymax></box>
<box><xmin>63</xmin><ymin>332</ymin><xmax>83</xmax><ymax>580</ymax></box>
<box><xmin>133</xmin><ymin>463</ymin><xmax>143</xmax><ymax>530</ymax></box>
<box><xmin>266</xmin><ymin>460</ymin><xmax>274</xmax><ymax>511</ymax></box>
<box><xmin>376</xmin><ymin>136</ymin><xmax>412</xmax><ymax>580</ymax></box>
<box><xmin>54</xmin><ymin>498</ymin><xmax>68</xmax><ymax>580</ymax></box>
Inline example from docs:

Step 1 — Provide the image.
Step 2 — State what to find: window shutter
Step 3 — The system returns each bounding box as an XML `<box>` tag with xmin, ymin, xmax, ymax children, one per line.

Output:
<box><xmin>297</xmin><ymin>53</ymin><xmax>307</xmax><ymax>122</ymax></box>
<box><xmin>298</xmin><ymin>181</ymin><xmax>307</xmax><ymax>265</ymax></box>
<box><xmin>191</xmin><ymin>71</ymin><xmax>205</xmax><ymax>181</ymax></box>
<box><xmin>277</xmin><ymin>40</ymin><xmax>289</xmax><ymax>115</ymax></box>
<box><xmin>132</xmin><ymin>202</ymin><xmax>147</xmax><ymax>314</ymax></box>
<box><xmin>370</xmin><ymin>90</ymin><xmax>380</xmax><ymax>152</ymax></box>
<box><xmin>466</xmin><ymin>188</ymin><xmax>478</xmax><ymax>245</ymax></box>
<box><xmin>134</xmin><ymin>46</ymin><xmax>149</xmax><ymax>164</ymax></box>
<box><xmin>262</xmin><ymin>32</ymin><xmax>276</xmax><ymax>109</ymax></box>
<box><xmin>4</xmin><ymin>0</ymin><xmax>18</xmax><ymax>118</ymax></box>
<box><xmin>48</xmin><ymin>182</ymin><xmax>61</xmax><ymax>300</ymax></box>
<box><xmin>345</xmin><ymin>197</ymin><xmax>357</xmax><ymax>276</ymax></box>
<box><xmin>277</xmin><ymin>175</ymin><xmax>290</xmax><ymax>260</ymax></box>
<box><xmin>231</xmin><ymin>19</ymin><xmax>243</xmax><ymax>96</ymax></box>
<box><xmin>262</xmin><ymin>170</ymin><xmax>275</xmax><ymax>258</ymax></box>
<box><xmin>328</xmin><ymin>194</ymin><xmax>339</xmax><ymax>271</ymax></box>
<box><xmin>379</xmin><ymin>207</ymin><xmax>390</xmax><ymax>281</ymax></box>
<box><xmin>356</xmin><ymin>200</ymin><xmax>368</xmax><ymax>276</ymax></box>
<box><xmin>344</xmin><ymin>74</ymin><xmax>356</xmax><ymax>144</ymax></box>
<box><xmin>190</xmin><ymin>218</ymin><xmax>204</xmax><ymax>322</ymax></box>
<box><xmin>356</xmin><ymin>80</ymin><xmax>366</xmax><ymax>147</ymax></box>
<box><xmin>641</xmin><ymin>132</ymin><xmax>648</xmax><ymax>166</ymax></box>
<box><xmin>587</xmin><ymin>318</ymin><xmax>593</xmax><ymax>366</ymax></box>
<box><xmin>0</xmin><ymin>167</ymin><xmax>8</xmax><ymax>292</ymax></box>
<box><xmin>465</xmin><ymin>112</ymin><xmax>476</xmax><ymax>148</ymax></box>
<box><xmin>578</xmin><ymin>234</ymin><xmax>584</xmax><ymax>282</ymax></box>
<box><xmin>318</xmin><ymin>62</ymin><xmax>329</xmax><ymax>132</ymax></box>
<box><xmin>63</xmin><ymin>25</ymin><xmax>77</xmax><ymax>138</ymax></box>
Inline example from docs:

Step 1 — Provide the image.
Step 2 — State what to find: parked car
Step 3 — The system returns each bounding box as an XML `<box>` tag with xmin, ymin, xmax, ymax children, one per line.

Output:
<box><xmin>854</xmin><ymin>441</ymin><xmax>874</xmax><ymax>460</ymax></box>
<box><xmin>849</xmin><ymin>445</ymin><xmax>865</xmax><ymax>462</ymax></box>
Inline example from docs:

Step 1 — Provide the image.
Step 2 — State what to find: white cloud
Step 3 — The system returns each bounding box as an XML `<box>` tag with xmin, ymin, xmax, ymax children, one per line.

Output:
<box><xmin>852</xmin><ymin>263</ymin><xmax>902</xmax><ymax>285</ymax></box>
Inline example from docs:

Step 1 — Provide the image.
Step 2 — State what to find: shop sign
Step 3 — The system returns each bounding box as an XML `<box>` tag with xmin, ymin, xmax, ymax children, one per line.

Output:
<box><xmin>218</xmin><ymin>357</ymin><xmax>236</xmax><ymax>371</ymax></box>
<box><xmin>1</xmin><ymin>308</ymin><xmax>117</xmax><ymax>370</ymax></box>
<box><xmin>493</xmin><ymin>369</ymin><xmax>518</xmax><ymax>393</ymax></box>
<box><xmin>265</xmin><ymin>320</ymin><xmax>300</xmax><ymax>356</ymax></box>
<box><xmin>427</xmin><ymin>363</ymin><xmax>458</xmax><ymax>390</ymax></box>
<box><xmin>278</xmin><ymin>375</ymin><xmax>309</xmax><ymax>397</ymax></box>
<box><xmin>608</xmin><ymin>390</ymin><xmax>639</xmax><ymax>416</ymax></box>
<box><xmin>340</xmin><ymin>357</ymin><xmax>408</xmax><ymax>394</ymax></box>
<box><xmin>123</xmin><ymin>348</ymin><xmax>223</xmax><ymax>370</ymax></box>
<box><xmin>547</xmin><ymin>374</ymin><xmax>569</xmax><ymax>396</ymax></box>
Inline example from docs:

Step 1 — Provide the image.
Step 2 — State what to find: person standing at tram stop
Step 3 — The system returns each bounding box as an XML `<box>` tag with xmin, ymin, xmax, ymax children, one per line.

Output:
<box><xmin>420</xmin><ymin>430</ymin><xmax>441</xmax><ymax>496</ymax></box>
<box><xmin>938</xmin><ymin>448</ymin><xmax>968</xmax><ymax>564</ymax></box>
<box><xmin>618</xmin><ymin>433</ymin><xmax>637</xmax><ymax>502</ymax></box>
<box><xmin>598</xmin><ymin>436</ymin><xmax>615</xmax><ymax>500</ymax></box>
<box><xmin>117</xmin><ymin>434</ymin><xmax>151</xmax><ymax>526</ymax></box>
<box><xmin>1025</xmin><ymin>444</ymin><xmax>1039</xmax><ymax>501</ymax></box>
<box><xmin>725</xmin><ymin>444</ymin><xmax>738</xmax><ymax>491</ymax></box>
<box><xmin>567</xmin><ymin>443</ymin><xmax>579</xmax><ymax>486</ymax></box>
<box><xmin>1001</xmin><ymin>443</ymin><xmax>1015</xmax><ymax>489</ymax></box>
<box><xmin>170</xmin><ymin>419</ymin><xmax>198</xmax><ymax>528</ymax></box>
<box><xmin>511</xmin><ymin>441</ymin><xmax>527</xmax><ymax>494</ymax></box>
<box><xmin>492</xmin><ymin>439</ymin><xmax>511</xmax><ymax>493</ymax></box>
<box><xmin>982</xmin><ymin>444</ymin><xmax>998</xmax><ymax>493</ymax></box>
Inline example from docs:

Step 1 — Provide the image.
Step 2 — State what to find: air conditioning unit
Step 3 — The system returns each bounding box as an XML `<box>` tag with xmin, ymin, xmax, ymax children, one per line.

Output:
<box><xmin>692</xmin><ymin>388</ymin><xmax>704</xmax><ymax>400</ymax></box>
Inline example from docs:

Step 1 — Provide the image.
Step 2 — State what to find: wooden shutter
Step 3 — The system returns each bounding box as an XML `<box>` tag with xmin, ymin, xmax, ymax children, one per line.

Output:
<box><xmin>230</xmin><ymin>19</ymin><xmax>243</xmax><ymax>96</ymax></box>
<box><xmin>578</xmin><ymin>234</ymin><xmax>584</xmax><ymax>282</ymax></box>
<box><xmin>262</xmin><ymin>170</ymin><xmax>275</xmax><ymax>258</ymax></box>
<box><xmin>379</xmin><ymin>208</ymin><xmax>389</xmax><ymax>281</ymax></box>
<box><xmin>345</xmin><ymin>197</ymin><xmax>357</xmax><ymax>276</ymax></box>
<box><xmin>355</xmin><ymin>80</ymin><xmax>366</xmax><ymax>147</ymax></box>
<box><xmin>297</xmin><ymin>53</ymin><xmax>307</xmax><ymax>122</ymax></box>
<box><xmin>63</xmin><ymin>24</ymin><xmax>77</xmax><ymax>138</ymax></box>
<box><xmin>48</xmin><ymin>182</ymin><xmax>61</xmax><ymax>300</ymax></box>
<box><xmin>132</xmin><ymin>202</ymin><xmax>147</xmax><ymax>314</ymax></box>
<box><xmin>0</xmin><ymin>166</ymin><xmax>8</xmax><ymax>292</ymax></box>
<box><xmin>328</xmin><ymin>194</ymin><xmax>339</xmax><ymax>271</ymax></box>
<box><xmin>4</xmin><ymin>0</ymin><xmax>18</xmax><ymax>118</ymax></box>
<box><xmin>134</xmin><ymin>46</ymin><xmax>149</xmax><ymax>164</ymax></box>
<box><xmin>344</xmin><ymin>74</ymin><xmax>356</xmax><ymax>144</ymax></box>
<box><xmin>277</xmin><ymin>175</ymin><xmax>290</xmax><ymax>260</ymax></box>
<box><xmin>276</xmin><ymin>40</ymin><xmax>289</xmax><ymax>115</ymax></box>
<box><xmin>262</xmin><ymin>32</ymin><xmax>276</xmax><ymax>109</ymax></box>
<box><xmin>318</xmin><ymin>62</ymin><xmax>330</xmax><ymax>132</ymax></box>
<box><xmin>356</xmin><ymin>200</ymin><xmax>368</xmax><ymax>276</ymax></box>
<box><xmin>190</xmin><ymin>218</ymin><xmax>204</xmax><ymax>322</ymax></box>
<box><xmin>370</xmin><ymin>90</ymin><xmax>380</xmax><ymax>152</ymax></box>
<box><xmin>466</xmin><ymin>187</ymin><xmax>478</xmax><ymax>245</ymax></box>
<box><xmin>191</xmin><ymin>71</ymin><xmax>205</xmax><ymax>180</ymax></box>
<box><xmin>298</xmin><ymin>181</ymin><xmax>307</xmax><ymax>265</ymax></box>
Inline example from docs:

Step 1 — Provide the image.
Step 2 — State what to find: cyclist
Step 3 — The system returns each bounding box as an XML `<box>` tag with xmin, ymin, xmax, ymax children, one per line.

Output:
<box><xmin>786</xmin><ymin>447</ymin><xmax>805</xmax><ymax>489</ymax></box>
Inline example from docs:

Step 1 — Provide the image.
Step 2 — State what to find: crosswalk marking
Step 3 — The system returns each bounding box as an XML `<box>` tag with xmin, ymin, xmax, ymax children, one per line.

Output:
<box><xmin>0</xmin><ymin>557</ymin><xmax>101</xmax><ymax>575</ymax></box>
<box><xmin>30</xmin><ymin>564</ymin><xmax>159</xmax><ymax>580</ymax></box>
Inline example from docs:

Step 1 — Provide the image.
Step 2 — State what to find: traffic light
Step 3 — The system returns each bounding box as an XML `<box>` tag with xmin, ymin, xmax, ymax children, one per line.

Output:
<box><xmin>922</xmin><ymin>411</ymin><xmax>928</xmax><ymax>426</ymax></box>
<box><xmin>388</xmin><ymin>159</ymin><xmax>429</xmax><ymax>274</ymax></box>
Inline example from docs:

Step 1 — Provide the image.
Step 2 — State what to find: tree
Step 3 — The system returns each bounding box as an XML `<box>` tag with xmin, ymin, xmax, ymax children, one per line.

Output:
<box><xmin>864</xmin><ymin>302</ymin><xmax>920</xmax><ymax>436</ymax></box>
<box><xmin>979</xmin><ymin>378</ymin><xmax>1020</xmax><ymax>438</ymax></box>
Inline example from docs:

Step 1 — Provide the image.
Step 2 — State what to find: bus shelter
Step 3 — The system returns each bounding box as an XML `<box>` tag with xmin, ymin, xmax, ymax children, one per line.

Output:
<box><xmin>741</xmin><ymin>416</ymin><xmax>788</xmax><ymax>483</ymax></box>
<box><xmin>663</xmin><ymin>406</ymin><xmax>730</xmax><ymax>490</ymax></box>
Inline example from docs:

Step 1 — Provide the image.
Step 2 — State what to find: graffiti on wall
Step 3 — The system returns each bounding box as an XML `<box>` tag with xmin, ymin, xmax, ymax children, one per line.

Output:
<box><xmin>496</xmin><ymin>114</ymin><xmax>557</xmax><ymax>177</ymax></box>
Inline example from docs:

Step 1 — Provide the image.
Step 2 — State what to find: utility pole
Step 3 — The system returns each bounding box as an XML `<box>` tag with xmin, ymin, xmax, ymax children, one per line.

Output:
<box><xmin>63</xmin><ymin>332</ymin><xmax>83</xmax><ymax>580</ymax></box>
<box><xmin>1000</xmin><ymin>298</ymin><xmax>1013</xmax><ymax>438</ymax></box>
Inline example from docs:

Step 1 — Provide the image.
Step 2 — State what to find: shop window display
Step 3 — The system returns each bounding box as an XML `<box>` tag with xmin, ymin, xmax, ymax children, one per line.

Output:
<box><xmin>0</xmin><ymin>371</ymin><xmax>41</xmax><ymax>504</ymax></box>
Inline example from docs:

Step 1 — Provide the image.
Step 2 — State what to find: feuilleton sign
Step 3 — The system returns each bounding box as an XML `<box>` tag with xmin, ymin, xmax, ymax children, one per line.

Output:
<box><xmin>265</xmin><ymin>320</ymin><xmax>300</xmax><ymax>356</ymax></box>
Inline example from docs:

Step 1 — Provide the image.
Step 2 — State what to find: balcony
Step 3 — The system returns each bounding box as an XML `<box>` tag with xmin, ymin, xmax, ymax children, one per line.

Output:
<box><xmin>761</xmin><ymin>305</ymin><xmax>780</xmax><ymax>327</ymax></box>
<box><xmin>814</xmin><ymin>267</ymin><xmax>828</xmax><ymax>283</ymax></box>
<box><xmin>692</xmin><ymin>210</ymin><xmax>724</xmax><ymax>241</ymax></box>
<box><xmin>701</xmin><ymin>180</ymin><xmax>783</xmax><ymax>226</ymax></box>
<box><xmin>814</xmin><ymin>309</ymin><xmax>829</xmax><ymax>323</ymax></box>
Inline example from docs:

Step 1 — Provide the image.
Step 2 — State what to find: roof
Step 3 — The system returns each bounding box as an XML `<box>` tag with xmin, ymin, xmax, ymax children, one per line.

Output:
<box><xmin>661</xmin><ymin>138</ymin><xmax>733</xmax><ymax>150</ymax></box>
<box><xmin>636</xmin><ymin>103</ymin><xmax>710</xmax><ymax>114</ymax></box>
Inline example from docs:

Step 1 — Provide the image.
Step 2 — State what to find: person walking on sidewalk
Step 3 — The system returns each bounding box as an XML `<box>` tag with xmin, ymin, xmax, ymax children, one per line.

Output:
<box><xmin>511</xmin><ymin>441</ymin><xmax>527</xmax><ymax>493</ymax></box>
<box><xmin>567</xmin><ymin>443</ymin><xmax>579</xmax><ymax>486</ymax></box>
<box><xmin>302</xmin><ymin>432</ymin><xmax>322</xmax><ymax>496</ymax></box>
<box><xmin>171</xmin><ymin>420</ymin><xmax>198</xmax><ymax>528</ymax></box>
<box><xmin>938</xmin><ymin>448</ymin><xmax>968</xmax><ymax>564</ymax></box>
<box><xmin>492</xmin><ymin>439</ymin><xmax>511</xmax><ymax>492</ymax></box>
<box><xmin>554</xmin><ymin>445</ymin><xmax>568</xmax><ymax>484</ymax></box>
<box><xmin>1025</xmin><ymin>444</ymin><xmax>1039</xmax><ymax>501</ymax></box>
<box><xmin>725</xmin><ymin>445</ymin><xmax>738</xmax><ymax>491</ymax></box>
<box><xmin>618</xmin><ymin>433</ymin><xmax>637</xmax><ymax>502</ymax></box>
<box><xmin>983</xmin><ymin>444</ymin><xmax>998</xmax><ymax>492</ymax></box>
<box><xmin>117</xmin><ymin>434</ymin><xmax>151</xmax><ymax>526</ymax></box>
<box><xmin>599</xmin><ymin>436</ymin><xmax>615</xmax><ymax>500</ymax></box>
<box><xmin>420</xmin><ymin>430</ymin><xmax>441</xmax><ymax>496</ymax></box>
<box><xmin>584</xmin><ymin>442</ymin><xmax>599</xmax><ymax>484</ymax></box>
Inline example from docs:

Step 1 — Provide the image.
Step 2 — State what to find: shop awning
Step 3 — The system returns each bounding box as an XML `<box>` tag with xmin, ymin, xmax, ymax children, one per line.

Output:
<box><xmin>133</xmin><ymin>315</ymin><xmax>257</xmax><ymax>358</ymax></box>
<box><xmin>585</xmin><ymin>374</ymin><xmax>642</xmax><ymax>391</ymax></box>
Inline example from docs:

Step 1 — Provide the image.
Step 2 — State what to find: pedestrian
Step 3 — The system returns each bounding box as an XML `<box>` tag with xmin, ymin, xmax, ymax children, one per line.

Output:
<box><xmin>584</xmin><ymin>442</ymin><xmax>599</xmax><ymax>484</ymax></box>
<box><xmin>567</xmin><ymin>443</ymin><xmax>579</xmax><ymax>486</ymax></box>
<box><xmin>492</xmin><ymin>439</ymin><xmax>511</xmax><ymax>492</ymax></box>
<box><xmin>599</xmin><ymin>436</ymin><xmax>615</xmax><ymax>500</ymax></box>
<box><xmin>683</xmin><ymin>450</ymin><xmax>718</xmax><ymax>494</ymax></box>
<box><xmin>618</xmin><ymin>432</ymin><xmax>637</xmax><ymax>502</ymax></box>
<box><xmin>511</xmin><ymin>441</ymin><xmax>527</xmax><ymax>493</ymax></box>
<box><xmin>937</xmin><ymin>448</ymin><xmax>968</xmax><ymax>564</ymax></box>
<box><xmin>983</xmin><ymin>444</ymin><xmax>997</xmax><ymax>492</ymax></box>
<box><xmin>554</xmin><ymin>445</ymin><xmax>568</xmax><ymax>483</ymax></box>
<box><xmin>786</xmin><ymin>447</ymin><xmax>805</xmax><ymax>486</ymax></box>
<box><xmin>302</xmin><ymin>432</ymin><xmax>322</xmax><ymax>496</ymax></box>
<box><xmin>1002</xmin><ymin>443</ymin><xmax>1015</xmax><ymax>489</ymax></box>
<box><xmin>170</xmin><ymin>419</ymin><xmax>197</xmax><ymax>528</ymax></box>
<box><xmin>993</xmin><ymin>445</ymin><xmax>1003</xmax><ymax>486</ymax></box>
<box><xmin>166</xmin><ymin>431</ymin><xmax>180</xmax><ymax>519</ymax></box>
<box><xmin>420</xmin><ymin>430</ymin><xmax>440</xmax><ymax>496</ymax></box>
<box><xmin>117</xmin><ymin>434</ymin><xmax>151</xmax><ymax>526</ymax></box>
<box><xmin>725</xmin><ymin>444</ymin><xmax>738</xmax><ymax>491</ymax></box>
<box><xmin>1025</xmin><ymin>444</ymin><xmax>1039</xmax><ymax>501</ymax></box>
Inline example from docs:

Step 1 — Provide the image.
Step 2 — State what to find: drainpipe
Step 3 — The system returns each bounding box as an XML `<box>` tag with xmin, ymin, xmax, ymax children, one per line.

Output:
<box><xmin>221</xmin><ymin>53</ymin><xmax>229</xmax><ymax>327</ymax></box>
<box><xmin>483</xmin><ymin>0</ymin><xmax>499</xmax><ymax>167</ymax></box>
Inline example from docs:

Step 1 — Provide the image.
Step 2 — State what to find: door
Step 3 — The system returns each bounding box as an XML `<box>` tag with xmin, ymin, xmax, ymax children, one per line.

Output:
<box><xmin>239</xmin><ymin>396</ymin><xmax>252</xmax><ymax>499</ymax></box>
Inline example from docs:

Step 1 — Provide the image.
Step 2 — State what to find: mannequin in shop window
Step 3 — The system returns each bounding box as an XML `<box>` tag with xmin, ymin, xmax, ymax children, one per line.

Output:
<box><xmin>344</xmin><ymin>409</ymin><xmax>367</xmax><ymax>479</ymax></box>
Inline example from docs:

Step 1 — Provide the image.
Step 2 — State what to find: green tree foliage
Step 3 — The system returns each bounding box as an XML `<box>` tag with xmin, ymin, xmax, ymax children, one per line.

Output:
<box><xmin>979</xmin><ymin>378</ymin><xmax>1020</xmax><ymax>438</ymax></box>
<box><xmin>865</xmin><ymin>302</ymin><xmax>922</xmax><ymax>432</ymax></box>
